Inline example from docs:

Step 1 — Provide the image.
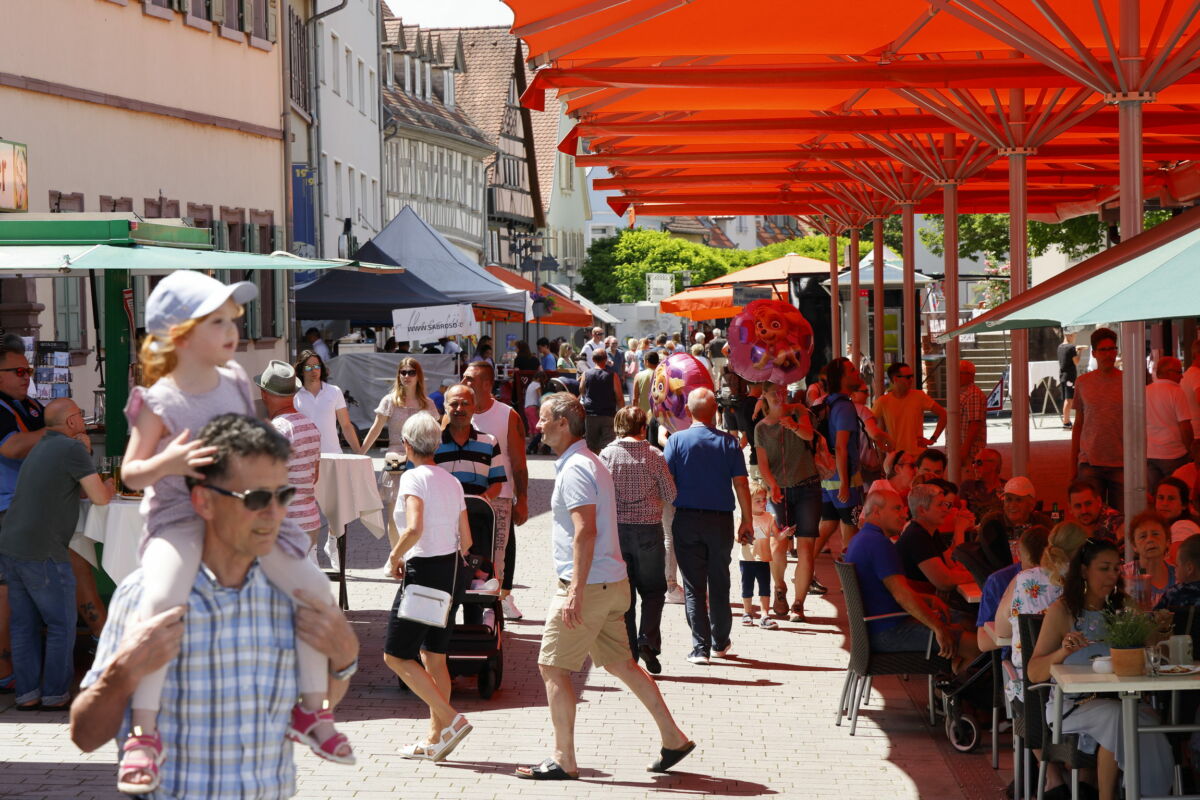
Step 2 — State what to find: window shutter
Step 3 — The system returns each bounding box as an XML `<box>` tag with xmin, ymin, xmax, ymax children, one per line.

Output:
<box><xmin>240</xmin><ymin>0</ymin><xmax>252</xmax><ymax>32</ymax></box>
<box><xmin>267</xmin><ymin>0</ymin><xmax>277</xmax><ymax>42</ymax></box>
<box><xmin>213</xmin><ymin>221</ymin><xmax>229</xmax><ymax>250</ymax></box>
<box><xmin>273</xmin><ymin>224</ymin><xmax>285</xmax><ymax>253</ymax></box>
<box><xmin>211</xmin><ymin>0</ymin><xmax>225</xmax><ymax>25</ymax></box>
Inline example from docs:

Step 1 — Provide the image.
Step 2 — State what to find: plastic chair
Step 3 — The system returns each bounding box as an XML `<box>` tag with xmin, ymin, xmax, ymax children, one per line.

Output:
<box><xmin>834</xmin><ymin>560</ymin><xmax>952</xmax><ymax>735</ymax></box>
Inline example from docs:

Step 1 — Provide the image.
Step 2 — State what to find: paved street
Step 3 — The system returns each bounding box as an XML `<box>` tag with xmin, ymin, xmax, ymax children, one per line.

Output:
<box><xmin>0</xmin><ymin>450</ymin><xmax>1035</xmax><ymax>799</ymax></box>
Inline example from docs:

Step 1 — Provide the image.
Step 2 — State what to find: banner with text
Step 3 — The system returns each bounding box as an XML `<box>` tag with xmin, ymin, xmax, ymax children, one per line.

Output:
<box><xmin>392</xmin><ymin>304</ymin><xmax>479</xmax><ymax>341</ymax></box>
<box><xmin>646</xmin><ymin>272</ymin><xmax>675</xmax><ymax>303</ymax></box>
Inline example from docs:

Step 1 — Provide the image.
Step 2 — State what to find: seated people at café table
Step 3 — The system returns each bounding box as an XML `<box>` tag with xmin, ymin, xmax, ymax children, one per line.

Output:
<box><xmin>1027</xmin><ymin>538</ymin><xmax>1173</xmax><ymax>800</ymax></box>
<box><xmin>959</xmin><ymin>448</ymin><xmax>1006</xmax><ymax>521</ymax></box>
<box><xmin>844</xmin><ymin>488</ymin><xmax>977</xmax><ymax>667</ymax></box>
<box><xmin>896</xmin><ymin>483</ymin><xmax>975</xmax><ymax>596</ymax></box>
<box><xmin>977</xmin><ymin>476</ymin><xmax>1052</xmax><ymax>573</ymax></box>
<box><xmin>1068</xmin><ymin>479</ymin><xmax>1124</xmax><ymax>544</ymax></box>
<box><xmin>976</xmin><ymin>525</ymin><xmax>1049</xmax><ymax>655</ymax></box>
<box><xmin>913</xmin><ymin>448</ymin><xmax>947</xmax><ymax>484</ymax></box>
<box><xmin>1123</xmin><ymin>510</ymin><xmax>1176</xmax><ymax>608</ymax></box>
<box><xmin>925</xmin><ymin>478</ymin><xmax>977</xmax><ymax>557</ymax></box>
<box><xmin>1154</xmin><ymin>476</ymin><xmax>1194</xmax><ymax>528</ymax></box>
<box><xmin>1156</xmin><ymin>533</ymin><xmax>1200</xmax><ymax>608</ymax></box>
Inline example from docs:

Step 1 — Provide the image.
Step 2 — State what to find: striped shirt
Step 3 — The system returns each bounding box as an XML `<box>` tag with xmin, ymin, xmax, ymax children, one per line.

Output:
<box><xmin>434</xmin><ymin>425</ymin><xmax>506</xmax><ymax>496</ymax></box>
<box><xmin>272</xmin><ymin>411</ymin><xmax>322</xmax><ymax>533</ymax></box>
<box><xmin>82</xmin><ymin>563</ymin><xmax>297</xmax><ymax>799</ymax></box>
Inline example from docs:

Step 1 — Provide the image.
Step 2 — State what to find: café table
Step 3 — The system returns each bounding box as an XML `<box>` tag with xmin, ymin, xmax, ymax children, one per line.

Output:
<box><xmin>1049</xmin><ymin>662</ymin><xmax>1200</xmax><ymax>800</ymax></box>
<box><xmin>957</xmin><ymin>581</ymin><xmax>983</xmax><ymax>604</ymax></box>
<box><xmin>69</xmin><ymin>496</ymin><xmax>146</xmax><ymax>585</ymax></box>
<box><xmin>315</xmin><ymin>453</ymin><xmax>384</xmax><ymax>609</ymax></box>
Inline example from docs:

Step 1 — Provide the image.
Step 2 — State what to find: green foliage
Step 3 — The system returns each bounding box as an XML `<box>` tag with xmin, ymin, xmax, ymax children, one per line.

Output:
<box><xmin>1103</xmin><ymin>606</ymin><xmax>1156</xmax><ymax>649</ymax></box>
<box><xmin>971</xmin><ymin>258</ymin><xmax>1010</xmax><ymax>309</ymax></box>
<box><xmin>578</xmin><ymin>234</ymin><xmax>622</xmax><ymax>304</ymax></box>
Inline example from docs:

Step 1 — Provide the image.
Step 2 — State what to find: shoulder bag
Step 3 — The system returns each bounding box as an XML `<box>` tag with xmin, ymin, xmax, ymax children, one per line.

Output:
<box><xmin>396</xmin><ymin>524</ymin><xmax>462</xmax><ymax>629</ymax></box>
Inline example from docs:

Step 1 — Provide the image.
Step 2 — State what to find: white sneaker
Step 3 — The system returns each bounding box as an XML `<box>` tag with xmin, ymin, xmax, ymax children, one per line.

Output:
<box><xmin>686</xmin><ymin>654</ymin><xmax>710</xmax><ymax>665</ymax></box>
<box><xmin>481</xmin><ymin>609</ymin><xmax>496</xmax><ymax>631</ymax></box>
<box><xmin>501</xmin><ymin>595</ymin><xmax>523</xmax><ymax>620</ymax></box>
<box><xmin>665</xmin><ymin>585</ymin><xmax>685</xmax><ymax>605</ymax></box>
<box><xmin>758</xmin><ymin>617</ymin><xmax>779</xmax><ymax>630</ymax></box>
<box><xmin>323</xmin><ymin>534</ymin><xmax>341</xmax><ymax>570</ymax></box>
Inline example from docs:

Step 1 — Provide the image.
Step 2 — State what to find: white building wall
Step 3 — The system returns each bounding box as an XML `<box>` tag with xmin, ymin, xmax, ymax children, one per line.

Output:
<box><xmin>542</xmin><ymin>103</ymin><xmax>591</xmax><ymax>281</ymax></box>
<box><xmin>316</xmin><ymin>0</ymin><xmax>382</xmax><ymax>258</ymax></box>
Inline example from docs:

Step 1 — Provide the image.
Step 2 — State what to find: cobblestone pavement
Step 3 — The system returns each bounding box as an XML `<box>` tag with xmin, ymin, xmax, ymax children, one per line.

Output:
<box><xmin>0</xmin><ymin>453</ymin><xmax>1015</xmax><ymax>799</ymax></box>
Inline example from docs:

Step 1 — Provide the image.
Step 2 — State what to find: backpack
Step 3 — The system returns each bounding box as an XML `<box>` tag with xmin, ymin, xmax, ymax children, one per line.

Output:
<box><xmin>811</xmin><ymin>394</ymin><xmax>879</xmax><ymax>480</ymax></box>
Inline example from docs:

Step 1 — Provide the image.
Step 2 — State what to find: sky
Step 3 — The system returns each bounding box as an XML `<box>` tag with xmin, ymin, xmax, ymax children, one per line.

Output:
<box><xmin>383</xmin><ymin>0</ymin><xmax>513</xmax><ymax>27</ymax></box>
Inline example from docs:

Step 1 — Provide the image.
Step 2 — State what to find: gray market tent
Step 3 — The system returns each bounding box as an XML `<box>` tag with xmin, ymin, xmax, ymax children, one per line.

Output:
<box><xmin>355</xmin><ymin>206</ymin><xmax>527</xmax><ymax>315</ymax></box>
<box><xmin>294</xmin><ymin>267</ymin><xmax>456</xmax><ymax>323</ymax></box>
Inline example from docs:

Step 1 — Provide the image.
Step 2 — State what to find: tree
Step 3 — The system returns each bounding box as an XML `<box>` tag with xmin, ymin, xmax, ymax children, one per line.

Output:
<box><xmin>578</xmin><ymin>234</ymin><xmax>621</xmax><ymax>303</ymax></box>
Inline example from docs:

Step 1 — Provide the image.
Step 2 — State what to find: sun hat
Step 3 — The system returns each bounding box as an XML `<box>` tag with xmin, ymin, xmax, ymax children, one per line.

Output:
<box><xmin>145</xmin><ymin>271</ymin><xmax>258</xmax><ymax>338</ymax></box>
<box><xmin>1171</xmin><ymin>519</ymin><xmax>1200</xmax><ymax>543</ymax></box>
<box><xmin>1002</xmin><ymin>476</ymin><xmax>1036</xmax><ymax>498</ymax></box>
<box><xmin>254</xmin><ymin>360</ymin><xmax>301</xmax><ymax>396</ymax></box>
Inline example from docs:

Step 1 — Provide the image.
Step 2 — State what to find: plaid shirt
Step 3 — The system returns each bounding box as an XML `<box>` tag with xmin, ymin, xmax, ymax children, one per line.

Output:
<box><xmin>598</xmin><ymin>437</ymin><xmax>677</xmax><ymax>524</ymax></box>
<box><xmin>960</xmin><ymin>383</ymin><xmax>987</xmax><ymax>461</ymax></box>
<box><xmin>83</xmin><ymin>564</ymin><xmax>297</xmax><ymax>799</ymax></box>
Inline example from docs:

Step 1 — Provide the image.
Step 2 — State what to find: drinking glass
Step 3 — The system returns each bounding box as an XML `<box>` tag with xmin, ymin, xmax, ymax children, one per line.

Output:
<box><xmin>1145</xmin><ymin>646</ymin><xmax>1163</xmax><ymax>677</ymax></box>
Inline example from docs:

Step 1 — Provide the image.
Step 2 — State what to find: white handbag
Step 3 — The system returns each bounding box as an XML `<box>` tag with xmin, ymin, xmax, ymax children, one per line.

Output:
<box><xmin>396</xmin><ymin>529</ymin><xmax>462</xmax><ymax>629</ymax></box>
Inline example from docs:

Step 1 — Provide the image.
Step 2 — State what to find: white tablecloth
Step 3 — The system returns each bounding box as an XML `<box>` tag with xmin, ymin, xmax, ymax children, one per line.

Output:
<box><xmin>316</xmin><ymin>453</ymin><xmax>384</xmax><ymax>539</ymax></box>
<box><xmin>68</xmin><ymin>497</ymin><xmax>146</xmax><ymax>585</ymax></box>
<box><xmin>1028</xmin><ymin>360</ymin><xmax>1059</xmax><ymax>386</ymax></box>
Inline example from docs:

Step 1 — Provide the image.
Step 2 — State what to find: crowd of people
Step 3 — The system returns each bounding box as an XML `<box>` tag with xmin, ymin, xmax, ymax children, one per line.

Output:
<box><xmin>4</xmin><ymin>275</ymin><xmax>1200</xmax><ymax>797</ymax></box>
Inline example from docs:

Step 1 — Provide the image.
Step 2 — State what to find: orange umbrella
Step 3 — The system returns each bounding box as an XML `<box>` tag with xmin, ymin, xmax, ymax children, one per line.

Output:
<box><xmin>483</xmin><ymin>265</ymin><xmax>593</xmax><ymax>327</ymax></box>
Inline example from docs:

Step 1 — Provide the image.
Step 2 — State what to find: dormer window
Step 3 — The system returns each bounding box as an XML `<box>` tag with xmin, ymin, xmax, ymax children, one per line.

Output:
<box><xmin>443</xmin><ymin>68</ymin><xmax>455</xmax><ymax>108</ymax></box>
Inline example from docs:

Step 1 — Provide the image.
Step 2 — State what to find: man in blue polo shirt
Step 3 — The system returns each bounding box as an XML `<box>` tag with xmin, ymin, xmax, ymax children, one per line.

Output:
<box><xmin>845</xmin><ymin>488</ymin><xmax>958</xmax><ymax>660</ymax></box>
<box><xmin>663</xmin><ymin>388</ymin><xmax>752</xmax><ymax>665</ymax></box>
<box><xmin>434</xmin><ymin>385</ymin><xmax>505</xmax><ymax>498</ymax></box>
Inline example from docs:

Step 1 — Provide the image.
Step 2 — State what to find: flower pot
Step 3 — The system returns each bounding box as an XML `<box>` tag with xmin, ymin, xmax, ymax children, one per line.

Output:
<box><xmin>532</xmin><ymin>300</ymin><xmax>549</xmax><ymax>319</ymax></box>
<box><xmin>1110</xmin><ymin>647</ymin><xmax>1145</xmax><ymax>677</ymax></box>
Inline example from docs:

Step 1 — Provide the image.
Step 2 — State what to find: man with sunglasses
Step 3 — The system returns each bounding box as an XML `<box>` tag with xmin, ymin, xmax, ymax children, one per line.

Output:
<box><xmin>1071</xmin><ymin>327</ymin><xmax>1125</xmax><ymax>510</ymax></box>
<box><xmin>959</xmin><ymin>448</ymin><xmax>1006</xmax><ymax>520</ymax></box>
<box><xmin>73</xmin><ymin>413</ymin><xmax>358</xmax><ymax>799</ymax></box>
<box><xmin>871</xmin><ymin>362</ymin><xmax>946</xmax><ymax>457</ymax></box>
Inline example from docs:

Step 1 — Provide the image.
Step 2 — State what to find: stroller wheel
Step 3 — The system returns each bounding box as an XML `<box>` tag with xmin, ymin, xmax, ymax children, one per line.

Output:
<box><xmin>945</xmin><ymin>714</ymin><xmax>979</xmax><ymax>753</ymax></box>
<box><xmin>478</xmin><ymin>665</ymin><xmax>497</xmax><ymax>700</ymax></box>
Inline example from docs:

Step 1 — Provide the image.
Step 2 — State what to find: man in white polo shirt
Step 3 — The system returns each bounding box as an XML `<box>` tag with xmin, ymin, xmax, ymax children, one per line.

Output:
<box><xmin>517</xmin><ymin>393</ymin><xmax>693</xmax><ymax>781</ymax></box>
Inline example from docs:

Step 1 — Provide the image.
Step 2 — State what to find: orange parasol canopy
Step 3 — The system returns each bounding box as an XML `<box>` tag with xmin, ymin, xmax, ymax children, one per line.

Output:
<box><xmin>483</xmin><ymin>265</ymin><xmax>593</xmax><ymax>327</ymax></box>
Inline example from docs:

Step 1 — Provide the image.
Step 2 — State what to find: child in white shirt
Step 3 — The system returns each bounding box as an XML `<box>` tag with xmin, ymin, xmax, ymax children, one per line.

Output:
<box><xmin>740</xmin><ymin>483</ymin><xmax>791</xmax><ymax>629</ymax></box>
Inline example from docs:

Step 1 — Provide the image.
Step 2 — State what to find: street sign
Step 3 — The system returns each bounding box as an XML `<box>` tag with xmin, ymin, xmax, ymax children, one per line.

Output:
<box><xmin>646</xmin><ymin>272</ymin><xmax>674</xmax><ymax>303</ymax></box>
<box><xmin>732</xmin><ymin>285</ymin><xmax>772</xmax><ymax>306</ymax></box>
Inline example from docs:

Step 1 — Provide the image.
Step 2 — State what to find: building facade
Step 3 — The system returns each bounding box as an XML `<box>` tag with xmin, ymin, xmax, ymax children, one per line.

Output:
<box><xmin>380</xmin><ymin>17</ymin><xmax>492</xmax><ymax>263</ymax></box>
<box><xmin>0</xmin><ymin>0</ymin><xmax>294</xmax><ymax>407</ymax></box>
<box><xmin>312</xmin><ymin>0</ymin><xmax>383</xmax><ymax>258</ymax></box>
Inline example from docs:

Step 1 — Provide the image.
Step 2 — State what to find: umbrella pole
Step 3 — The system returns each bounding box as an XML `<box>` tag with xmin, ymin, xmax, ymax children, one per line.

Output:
<box><xmin>850</xmin><ymin>226</ymin><xmax>861</xmax><ymax>366</ymax></box>
<box><xmin>901</xmin><ymin>202</ymin><xmax>918</xmax><ymax>379</ymax></box>
<box><xmin>1008</xmin><ymin>129</ymin><xmax>1031</xmax><ymax>477</ymax></box>
<box><xmin>1118</xmin><ymin>0</ymin><xmax>1148</xmax><ymax>541</ymax></box>
<box><xmin>942</xmin><ymin>173</ymin><xmax>962</xmax><ymax>483</ymax></box>
<box><xmin>872</xmin><ymin>218</ymin><xmax>886</xmax><ymax>400</ymax></box>
<box><xmin>828</xmin><ymin>227</ymin><xmax>841</xmax><ymax>368</ymax></box>
<box><xmin>88</xmin><ymin>269</ymin><xmax>104</xmax><ymax>387</ymax></box>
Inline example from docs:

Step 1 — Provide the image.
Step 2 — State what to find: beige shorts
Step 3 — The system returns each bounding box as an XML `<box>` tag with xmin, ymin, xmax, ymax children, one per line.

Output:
<box><xmin>537</xmin><ymin>578</ymin><xmax>632</xmax><ymax>672</ymax></box>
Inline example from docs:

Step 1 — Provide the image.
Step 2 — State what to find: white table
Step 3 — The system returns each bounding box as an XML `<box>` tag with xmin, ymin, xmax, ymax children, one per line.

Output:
<box><xmin>315</xmin><ymin>454</ymin><xmax>384</xmax><ymax>540</ymax></box>
<box><xmin>1050</xmin><ymin>662</ymin><xmax>1200</xmax><ymax>800</ymax></box>
<box><xmin>68</xmin><ymin>497</ymin><xmax>146</xmax><ymax>584</ymax></box>
<box><xmin>984</xmin><ymin>620</ymin><xmax>1012</xmax><ymax>648</ymax></box>
<box><xmin>957</xmin><ymin>581</ymin><xmax>982</xmax><ymax>604</ymax></box>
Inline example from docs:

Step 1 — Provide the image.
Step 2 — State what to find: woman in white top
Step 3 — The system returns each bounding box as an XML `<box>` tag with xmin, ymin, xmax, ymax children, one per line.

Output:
<box><xmin>293</xmin><ymin>350</ymin><xmax>362</xmax><ymax>454</ymax></box>
<box><xmin>359</xmin><ymin>358</ymin><xmax>438</xmax><ymax>454</ymax></box>
<box><xmin>383</xmin><ymin>413</ymin><xmax>474</xmax><ymax>762</ymax></box>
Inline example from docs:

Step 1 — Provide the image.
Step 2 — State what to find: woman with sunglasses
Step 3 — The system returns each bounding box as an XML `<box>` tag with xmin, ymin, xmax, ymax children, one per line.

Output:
<box><xmin>358</xmin><ymin>359</ymin><xmax>437</xmax><ymax>456</ymax></box>
<box><xmin>384</xmin><ymin>413</ymin><xmax>474</xmax><ymax>763</ymax></box>
<box><xmin>1027</xmin><ymin>538</ymin><xmax>1173</xmax><ymax>800</ymax></box>
<box><xmin>293</xmin><ymin>350</ymin><xmax>361</xmax><ymax>455</ymax></box>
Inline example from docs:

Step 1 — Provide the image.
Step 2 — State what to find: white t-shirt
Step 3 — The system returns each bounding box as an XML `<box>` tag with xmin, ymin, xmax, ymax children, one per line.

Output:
<box><xmin>472</xmin><ymin>399</ymin><xmax>514</xmax><ymax>500</ymax></box>
<box><xmin>311</xmin><ymin>338</ymin><xmax>332</xmax><ymax>362</ymax></box>
<box><xmin>524</xmin><ymin>381</ymin><xmax>542</xmax><ymax>409</ymax></box>
<box><xmin>396</xmin><ymin>464</ymin><xmax>466</xmax><ymax>559</ymax></box>
<box><xmin>294</xmin><ymin>382</ymin><xmax>348</xmax><ymax>454</ymax></box>
<box><xmin>1146</xmin><ymin>378</ymin><xmax>1191</xmax><ymax>459</ymax></box>
<box><xmin>1181</xmin><ymin>366</ymin><xmax>1200</xmax><ymax>437</ymax></box>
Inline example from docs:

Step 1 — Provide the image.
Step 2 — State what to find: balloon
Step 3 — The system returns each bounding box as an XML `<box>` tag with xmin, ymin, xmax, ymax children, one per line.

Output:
<box><xmin>727</xmin><ymin>299</ymin><xmax>813</xmax><ymax>385</ymax></box>
<box><xmin>650</xmin><ymin>353</ymin><xmax>715</xmax><ymax>433</ymax></box>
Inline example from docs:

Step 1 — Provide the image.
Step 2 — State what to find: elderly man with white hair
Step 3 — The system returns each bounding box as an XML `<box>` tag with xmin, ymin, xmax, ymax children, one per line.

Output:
<box><xmin>663</xmin><ymin>388</ymin><xmax>753</xmax><ymax>665</ymax></box>
<box><xmin>1146</xmin><ymin>355</ymin><xmax>1193</xmax><ymax>490</ymax></box>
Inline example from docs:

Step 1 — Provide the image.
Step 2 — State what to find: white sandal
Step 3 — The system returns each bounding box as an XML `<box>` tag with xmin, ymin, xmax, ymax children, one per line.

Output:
<box><xmin>429</xmin><ymin>713</ymin><xmax>472</xmax><ymax>762</ymax></box>
<box><xmin>400</xmin><ymin>742</ymin><xmax>436</xmax><ymax>760</ymax></box>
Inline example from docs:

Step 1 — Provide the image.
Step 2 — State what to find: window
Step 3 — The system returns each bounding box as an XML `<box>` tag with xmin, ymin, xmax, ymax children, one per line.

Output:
<box><xmin>144</xmin><ymin>197</ymin><xmax>180</xmax><ymax>217</ymax></box>
<box><xmin>345</xmin><ymin>48</ymin><xmax>353</xmax><ymax>105</ymax></box>
<box><xmin>330</xmin><ymin>34</ymin><xmax>340</xmax><ymax>94</ymax></box>
<box><xmin>357</xmin><ymin>59</ymin><xmax>365</xmax><ymax>113</ymax></box>
<box><xmin>559</xmin><ymin>153</ymin><xmax>573</xmax><ymax>191</ymax></box>
<box><xmin>288</xmin><ymin>7</ymin><xmax>311</xmax><ymax>112</ymax></box>
<box><xmin>368</xmin><ymin>69</ymin><xmax>376</xmax><ymax>121</ymax></box>
<box><xmin>186</xmin><ymin>202</ymin><xmax>214</xmax><ymax>228</ymax></box>
<box><xmin>54</xmin><ymin>278</ymin><xmax>85</xmax><ymax>352</ymax></box>
<box><xmin>334</xmin><ymin>161</ymin><xmax>343</xmax><ymax>218</ymax></box>
<box><xmin>245</xmin><ymin>210</ymin><xmax>277</xmax><ymax>338</ymax></box>
<box><xmin>370</xmin><ymin>179</ymin><xmax>378</xmax><ymax>227</ymax></box>
<box><xmin>317</xmin><ymin>22</ymin><xmax>325</xmax><ymax>83</ymax></box>
<box><xmin>143</xmin><ymin>0</ymin><xmax>174</xmax><ymax>20</ymax></box>
<box><xmin>99</xmin><ymin>196</ymin><xmax>133</xmax><ymax>212</ymax></box>
<box><xmin>320</xmin><ymin>154</ymin><xmax>329</xmax><ymax>217</ymax></box>
<box><xmin>48</xmin><ymin>191</ymin><xmax>84</xmax><ymax>212</ymax></box>
<box><xmin>403</xmin><ymin>55</ymin><xmax>412</xmax><ymax>92</ymax></box>
<box><xmin>360</xmin><ymin>174</ymin><xmax>367</xmax><ymax>224</ymax></box>
<box><xmin>385</xmin><ymin>52</ymin><xmax>393</xmax><ymax>87</ymax></box>
<box><xmin>250</xmin><ymin>0</ymin><xmax>268</xmax><ymax>39</ymax></box>
<box><xmin>347</xmin><ymin>167</ymin><xmax>356</xmax><ymax>221</ymax></box>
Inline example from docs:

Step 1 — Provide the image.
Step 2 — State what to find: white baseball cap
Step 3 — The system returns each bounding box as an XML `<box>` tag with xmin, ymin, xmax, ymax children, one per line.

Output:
<box><xmin>1002</xmin><ymin>476</ymin><xmax>1036</xmax><ymax>498</ymax></box>
<box><xmin>145</xmin><ymin>271</ymin><xmax>258</xmax><ymax>338</ymax></box>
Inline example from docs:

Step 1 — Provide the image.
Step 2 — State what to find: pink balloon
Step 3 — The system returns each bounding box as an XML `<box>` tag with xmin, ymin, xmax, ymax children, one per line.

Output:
<box><xmin>727</xmin><ymin>299</ymin><xmax>813</xmax><ymax>385</ymax></box>
<box><xmin>650</xmin><ymin>352</ymin><xmax>715</xmax><ymax>433</ymax></box>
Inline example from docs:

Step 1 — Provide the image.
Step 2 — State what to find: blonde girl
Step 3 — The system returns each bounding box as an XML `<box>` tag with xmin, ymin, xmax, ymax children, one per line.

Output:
<box><xmin>358</xmin><ymin>358</ymin><xmax>438</xmax><ymax>454</ymax></box>
<box><xmin>117</xmin><ymin>272</ymin><xmax>352</xmax><ymax>794</ymax></box>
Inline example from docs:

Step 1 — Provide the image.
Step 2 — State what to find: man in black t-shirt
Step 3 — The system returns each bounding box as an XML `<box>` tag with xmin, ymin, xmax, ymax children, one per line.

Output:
<box><xmin>896</xmin><ymin>483</ymin><xmax>974</xmax><ymax>594</ymax></box>
<box><xmin>1057</xmin><ymin>331</ymin><xmax>1080</xmax><ymax>428</ymax></box>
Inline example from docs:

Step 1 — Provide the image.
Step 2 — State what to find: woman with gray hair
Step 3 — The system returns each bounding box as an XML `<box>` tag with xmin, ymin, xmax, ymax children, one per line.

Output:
<box><xmin>383</xmin><ymin>413</ymin><xmax>474</xmax><ymax>763</ymax></box>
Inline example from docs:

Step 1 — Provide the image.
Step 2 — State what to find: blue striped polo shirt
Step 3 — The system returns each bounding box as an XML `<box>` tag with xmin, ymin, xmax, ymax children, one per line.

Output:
<box><xmin>434</xmin><ymin>425</ymin><xmax>506</xmax><ymax>495</ymax></box>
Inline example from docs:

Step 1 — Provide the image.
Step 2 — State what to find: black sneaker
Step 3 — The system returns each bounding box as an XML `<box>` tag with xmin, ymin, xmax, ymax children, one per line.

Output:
<box><xmin>808</xmin><ymin>578</ymin><xmax>829</xmax><ymax>595</ymax></box>
<box><xmin>639</xmin><ymin>645</ymin><xmax>662</xmax><ymax>675</ymax></box>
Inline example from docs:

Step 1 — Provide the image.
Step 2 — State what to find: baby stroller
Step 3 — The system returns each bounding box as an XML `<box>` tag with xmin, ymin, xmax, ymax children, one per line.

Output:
<box><xmin>448</xmin><ymin>497</ymin><xmax>506</xmax><ymax>698</ymax></box>
<box><xmin>395</xmin><ymin>496</ymin><xmax>505</xmax><ymax>699</ymax></box>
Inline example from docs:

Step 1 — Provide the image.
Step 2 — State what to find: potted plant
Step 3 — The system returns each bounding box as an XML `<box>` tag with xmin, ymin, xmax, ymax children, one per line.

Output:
<box><xmin>1103</xmin><ymin>607</ymin><xmax>1156</xmax><ymax>676</ymax></box>
<box><xmin>530</xmin><ymin>291</ymin><xmax>557</xmax><ymax>319</ymax></box>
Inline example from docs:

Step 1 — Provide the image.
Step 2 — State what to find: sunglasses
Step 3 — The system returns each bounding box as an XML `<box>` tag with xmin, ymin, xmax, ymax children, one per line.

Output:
<box><xmin>302</xmin><ymin>365</ymin><xmax>321</xmax><ymax>372</ymax></box>
<box><xmin>897</xmin><ymin>373</ymin><xmax>914</xmax><ymax>379</ymax></box>
<box><xmin>0</xmin><ymin>368</ymin><xmax>32</xmax><ymax>378</ymax></box>
<box><xmin>203</xmin><ymin>484</ymin><xmax>296</xmax><ymax>510</ymax></box>
<box><xmin>398</xmin><ymin>369</ymin><xmax>417</xmax><ymax>377</ymax></box>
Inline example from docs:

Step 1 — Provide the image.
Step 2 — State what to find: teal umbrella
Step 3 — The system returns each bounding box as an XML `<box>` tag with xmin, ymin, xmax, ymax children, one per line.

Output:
<box><xmin>0</xmin><ymin>244</ymin><xmax>383</xmax><ymax>275</ymax></box>
<box><xmin>939</xmin><ymin>210</ymin><xmax>1200</xmax><ymax>342</ymax></box>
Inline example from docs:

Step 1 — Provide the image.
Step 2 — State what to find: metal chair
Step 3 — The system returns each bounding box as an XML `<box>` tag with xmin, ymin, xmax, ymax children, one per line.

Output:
<box><xmin>834</xmin><ymin>560</ymin><xmax>952</xmax><ymax>735</ymax></box>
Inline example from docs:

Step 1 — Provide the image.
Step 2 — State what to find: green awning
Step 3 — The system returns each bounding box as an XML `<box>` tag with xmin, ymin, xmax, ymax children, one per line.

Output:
<box><xmin>0</xmin><ymin>244</ymin><xmax>381</xmax><ymax>275</ymax></box>
<box><xmin>939</xmin><ymin>209</ymin><xmax>1200</xmax><ymax>342</ymax></box>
